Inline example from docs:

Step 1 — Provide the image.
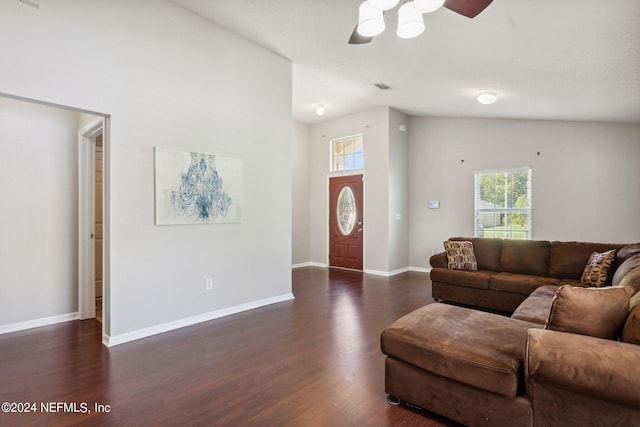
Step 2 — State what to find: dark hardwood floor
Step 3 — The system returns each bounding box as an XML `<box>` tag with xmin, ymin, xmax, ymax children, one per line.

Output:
<box><xmin>0</xmin><ymin>267</ymin><xmax>460</xmax><ymax>427</ymax></box>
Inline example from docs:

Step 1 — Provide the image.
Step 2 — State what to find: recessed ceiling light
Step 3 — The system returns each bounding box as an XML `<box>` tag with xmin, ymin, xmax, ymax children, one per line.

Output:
<box><xmin>477</xmin><ymin>91</ymin><xmax>498</xmax><ymax>105</ymax></box>
<box><xmin>316</xmin><ymin>104</ymin><xmax>325</xmax><ymax>116</ymax></box>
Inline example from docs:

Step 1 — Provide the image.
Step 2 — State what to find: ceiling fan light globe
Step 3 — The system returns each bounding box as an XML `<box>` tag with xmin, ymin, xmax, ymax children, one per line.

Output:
<box><xmin>413</xmin><ymin>0</ymin><xmax>446</xmax><ymax>13</ymax></box>
<box><xmin>368</xmin><ymin>0</ymin><xmax>400</xmax><ymax>11</ymax></box>
<box><xmin>397</xmin><ymin>2</ymin><xmax>425</xmax><ymax>39</ymax></box>
<box><xmin>358</xmin><ymin>1</ymin><xmax>386</xmax><ymax>37</ymax></box>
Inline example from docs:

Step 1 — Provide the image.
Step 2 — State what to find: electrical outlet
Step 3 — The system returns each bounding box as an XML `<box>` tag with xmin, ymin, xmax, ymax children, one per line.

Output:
<box><xmin>205</xmin><ymin>278</ymin><xmax>213</xmax><ymax>290</ymax></box>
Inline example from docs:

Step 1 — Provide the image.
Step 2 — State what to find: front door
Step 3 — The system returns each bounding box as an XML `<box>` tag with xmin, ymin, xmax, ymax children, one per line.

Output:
<box><xmin>329</xmin><ymin>175</ymin><xmax>363</xmax><ymax>270</ymax></box>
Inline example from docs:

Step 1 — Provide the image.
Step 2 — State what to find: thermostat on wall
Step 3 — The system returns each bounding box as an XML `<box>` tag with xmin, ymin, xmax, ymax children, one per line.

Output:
<box><xmin>428</xmin><ymin>200</ymin><xmax>440</xmax><ymax>209</ymax></box>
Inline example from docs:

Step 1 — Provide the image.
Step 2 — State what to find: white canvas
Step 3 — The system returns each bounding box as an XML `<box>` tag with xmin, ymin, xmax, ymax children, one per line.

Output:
<box><xmin>154</xmin><ymin>148</ymin><xmax>243</xmax><ymax>225</ymax></box>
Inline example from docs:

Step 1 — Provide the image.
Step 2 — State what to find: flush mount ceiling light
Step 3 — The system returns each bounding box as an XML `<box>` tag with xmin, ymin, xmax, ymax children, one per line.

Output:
<box><xmin>349</xmin><ymin>0</ymin><xmax>493</xmax><ymax>44</ymax></box>
<box><xmin>316</xmin><ymin>104</ymin><xmax>326</xmax><ymax>116</ymax></box>
<box><xmin>477</xmin><ymin>91</ymin><xmax>498</xmax><ymax>105</ymax></box>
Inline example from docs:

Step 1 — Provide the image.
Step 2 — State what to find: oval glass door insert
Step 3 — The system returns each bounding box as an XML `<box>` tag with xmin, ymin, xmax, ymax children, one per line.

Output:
<box><xmin>337</xmin><ymin>186</ymin><xmax>357</xmax><ymax>236</ymax></box>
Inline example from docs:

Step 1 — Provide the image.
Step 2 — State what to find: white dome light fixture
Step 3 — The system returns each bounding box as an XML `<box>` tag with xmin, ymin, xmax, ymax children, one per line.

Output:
<box><xmin>477</xmin><ymin>91</ymin><xmax>498</xmax><ymax>105</ymax></box>
<box><xmin>316</xmin><ymin>104</ymin><xmax>326</xmax><ymax>116</ymax></box>
<box><xmin>413</xmin><ymin>0</ymin><xmax>446</xmax><ymax>13</ymax></box>
<box><xmin>368</xmin><ymin>0</ymin><xmax>400</xmax><ymax>11</ymax></box>
<box><xmin>357</xmin><ymin>1</ymin><xmax>386</xmax><ymax>37</ymax></box>
<box><xmin>397</xmin><ymin>1</ymin><xmax>425</xmax><ymax>39</ymax></box>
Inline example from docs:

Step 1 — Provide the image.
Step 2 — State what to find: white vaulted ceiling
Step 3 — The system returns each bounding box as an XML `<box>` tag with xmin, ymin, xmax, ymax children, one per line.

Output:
<box><xmin>172</xmin><ymin>0</ymin><xmax>640</xmax><ymax>124</ymax></box>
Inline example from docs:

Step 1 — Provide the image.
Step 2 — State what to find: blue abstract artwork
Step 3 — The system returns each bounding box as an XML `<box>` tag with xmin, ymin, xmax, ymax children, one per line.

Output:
<box><xmin>154</xmin><ymin>148</ymin><xmax>242</xmax><ymax>225</ymax></box>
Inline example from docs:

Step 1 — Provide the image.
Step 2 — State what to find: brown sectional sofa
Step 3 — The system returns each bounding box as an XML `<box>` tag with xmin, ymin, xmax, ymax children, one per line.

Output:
<box><xmin>430</xmin><ymin>237</ymin><xmax>629</xmax><ymax>313</ymax></box>
<box><xmin>381</xmin><ymin>239</ymin><xmax>640</xmax><ymax>427</ymax></box>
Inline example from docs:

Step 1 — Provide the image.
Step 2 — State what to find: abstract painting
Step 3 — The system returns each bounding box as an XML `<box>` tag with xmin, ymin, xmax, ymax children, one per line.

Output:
<box><xmin>154</xmin><ymin>148</ymin><xmax>242</xmax><ymax>225</ymax></box>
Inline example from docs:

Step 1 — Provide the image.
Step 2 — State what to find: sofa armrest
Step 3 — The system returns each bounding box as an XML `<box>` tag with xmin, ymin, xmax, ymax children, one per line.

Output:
<box><xmin>429</xmin><ymin>252</ymin><xmax>447</xmax><ymax>269</ymax></box>
<box><xmin>526</xmin><ymin>329</ymin><xmax>640</xmax><ymax>408</ymax></box>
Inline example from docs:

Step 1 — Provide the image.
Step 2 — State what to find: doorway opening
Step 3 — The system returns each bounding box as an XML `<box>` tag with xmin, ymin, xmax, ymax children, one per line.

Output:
<box><xmin>78</xmin><ymin>117</ymin><xmax>109</xmax><ymax>336</ymax></box>
<box><xmin>0</xmin><ymin>92</ymin><xmax>109</xmax><ymax>343</ymax></box>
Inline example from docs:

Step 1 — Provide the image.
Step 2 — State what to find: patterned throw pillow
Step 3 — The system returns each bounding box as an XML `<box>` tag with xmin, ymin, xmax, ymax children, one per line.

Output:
<box><xmin>581</xmin><ymin>249</ymin><xmax>616</xmax><ymax>287</ymax></box>
<box><xmin>444</xmin><ymin>240</ymin><xmax>478</xmax><ymax>271</ymax></box>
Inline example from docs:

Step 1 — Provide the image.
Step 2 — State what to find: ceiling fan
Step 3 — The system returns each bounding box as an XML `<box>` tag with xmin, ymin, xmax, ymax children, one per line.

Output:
<box><xmin>349</xmin><ymin>0</ymin><xmax>494</xmax><ymax>44</ymax></box>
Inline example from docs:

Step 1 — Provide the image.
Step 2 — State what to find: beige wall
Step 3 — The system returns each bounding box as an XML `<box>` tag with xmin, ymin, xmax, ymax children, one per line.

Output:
<box><xmin>387</xmin><ymin>109</ymin><xmax>410</xmax><ymax>273</ymax></box>
<box><xmin>303</xmin><ymin>107</ymin><xmax>412</xmax><ymax>274</ymax></box>
<box><xmin>408</xmin><ymin>117</ymin><xmax>640</xmax><ymax>269</ymax></box>
<box><xmin>308</xmin><ymin>107</ymin><xmax>391</xmax><ymax>273</ymax></box>
<box><xmin>0</xmin><ymin>97</ymin><xmax>80</xmax><ymax>325</ymax></box>
<box><xmin>295</xmin><ymin>113</ymin><xmax>640</xmax><ymax>273</ymax></box>
<box><xmin>0</xmin><ymin>0</ymin><xmax>292</xmax><ymax>341</ymax></box>
<box><xmin>292</xmin><ymin>121</ymin><xmax>311</xmax><ymax>265</ymax></box>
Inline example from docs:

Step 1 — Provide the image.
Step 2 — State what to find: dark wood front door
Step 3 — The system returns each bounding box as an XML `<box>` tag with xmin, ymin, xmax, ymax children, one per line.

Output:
<box><xmin>329</xmin><ymin>175</ymin><xmax>363</xmax><ymax>270</ymax></box>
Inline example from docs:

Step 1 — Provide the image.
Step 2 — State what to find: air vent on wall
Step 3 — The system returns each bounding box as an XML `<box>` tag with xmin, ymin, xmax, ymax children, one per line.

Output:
<box><xmin>374</xmin><ymin>83</ymin><xmax>392</xmax><ymax>90</ymax></box>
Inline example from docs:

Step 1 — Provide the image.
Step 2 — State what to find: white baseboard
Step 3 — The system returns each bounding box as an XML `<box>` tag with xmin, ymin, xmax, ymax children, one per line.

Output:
<box><xmin>104</xmin><ymin>293</ymin><xmax>295</xmax><ymax>347</ymax></box>
<box><xmin>0</xmin><ymin>312</ymin><xmax>79</xmax><ymax>335</ymax></box>
<box><xmin>409</xmin><ymin>266</ymin><xmax>431</xmax><ymax>273</ymax></box>
<box><xmin>365</xmin><ymin>267</ymin><xmax>412</xmax><ymax>277</ymax></box>
<box><xmin>293</xmin><ymin>264</ymin><xmax>430</xmax><ymax>276</ymax></box>
<box><xmin>292</xmin><ymin>262</ymin><xmax>327</xmax><ymax>269</ymax></box>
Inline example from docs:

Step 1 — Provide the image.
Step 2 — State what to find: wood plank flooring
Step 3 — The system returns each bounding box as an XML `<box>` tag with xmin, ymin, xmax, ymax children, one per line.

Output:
<box><xmin>0</xmin><ymin>267</ymin><xmax>460</xmax><ymax>427</ymax></box>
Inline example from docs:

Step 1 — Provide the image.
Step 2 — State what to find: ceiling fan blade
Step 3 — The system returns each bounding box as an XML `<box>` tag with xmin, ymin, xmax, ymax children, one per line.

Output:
<box><xmin>443</xmin><ymin>0</ymin><xmax>494</xmax><ymax>18</ymax></box>
<box><xmin>349</xmin><ymin>25</ymin><xmax>373</xmax><ymax>45</ymax></box>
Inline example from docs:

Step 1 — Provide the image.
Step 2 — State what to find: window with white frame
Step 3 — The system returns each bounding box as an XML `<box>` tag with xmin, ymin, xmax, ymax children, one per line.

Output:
<box><xmin>474</xmin><ymin>167</ymin><xmax>532</xmax><ymax>239</ymax></box>
<box><xmin>331</xmin><ymin>134</ymin><xmax>363</xmax><ymax>171</ymax></box>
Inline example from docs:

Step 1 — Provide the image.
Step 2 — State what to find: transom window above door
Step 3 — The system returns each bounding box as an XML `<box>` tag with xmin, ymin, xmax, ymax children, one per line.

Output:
<box><xmin>331</xmin><ymin>134</ymin><xmax>363</xmax><ymax>171</ymax></box>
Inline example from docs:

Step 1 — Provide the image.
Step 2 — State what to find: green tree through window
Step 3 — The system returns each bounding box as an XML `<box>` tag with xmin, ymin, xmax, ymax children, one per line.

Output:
<box><xmin>475</xmin><ymin>168</ymin><xmax>531</xmax><ymax>239</ymax></box>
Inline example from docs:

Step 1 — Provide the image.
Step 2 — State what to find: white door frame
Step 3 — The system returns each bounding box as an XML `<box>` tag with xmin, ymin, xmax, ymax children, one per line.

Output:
<box><xmin>78</xmin><ymin>118</ymin><xmax>105</xmax><ymax>321</ymax></box>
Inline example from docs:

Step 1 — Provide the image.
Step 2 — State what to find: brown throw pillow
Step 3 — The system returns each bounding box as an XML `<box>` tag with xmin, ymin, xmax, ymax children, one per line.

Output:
<box><xmin>581</xmin><ymin>249</ymin><xmax>616</xmax><ymax>287</ymax></box>
<box><xmin>545</xmin><ymin>285</ymin><xmax>630</xmax><ymax>340</ymax></box>
<box><xmin>443</xmin><ymin>240</ymin><xmax>478</xmax><ymax>271</ymax></box>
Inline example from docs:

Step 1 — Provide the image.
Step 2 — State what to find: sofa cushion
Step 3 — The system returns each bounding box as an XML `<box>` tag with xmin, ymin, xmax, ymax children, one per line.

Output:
<box><xmin>444</xmin><ymin>240</ymin><xmax>478</xmax><ymax>270</ymax></box>
<box><xmin>511</xmin><ymin>285</ymin><xmax>557</xmax><ymax>324</ymax></box>
<box><xmin>545</xmin><ymin>285</ymin><xmax>631</xmax><ymax>340</ymax></box>
<box><xmin>618</xmin><ymin>266</ymin><xmax>640</xmax><ymax>297</ymax></box>
<box><xmin>580</xmin><ymin>249</ymin><xmax>617</xmax><ymax>287</ymax></box>
<box><xmin>430</xmin><ymin>268</ymin><xmax>493</xmax><ymax>290</ymax></box>
<box><xmin>549</xmin><ymin>241</ymin><xmax>625</xmax><ymax>280</ymax></box>
<box><xmin>622</xmin><ymin>285</ymin><xmax>640</xmax><ymax>344</ymax></box>
<box><xmin>381</xmin><ymin>303</ymin><xmax>542</xmax><ymax>398</ymax></box>
<box><xmin>489</xmin><ymin>272</ymin><xmax>559</xmax><ymax>295</ymax></box>
<box><xmin>622</xmin><ymin>301</ymin><xmax>640</xmax><ymax>344</ymax></box>
<box><xmin>500</xmin><ymin>239</ymin><xmax>551</xmax><ymax>276</ymax></box>
<box><xmin>470</xmin><ymin>237</ymin><xmax>504</xmax><ymax>271</ymax></box>
<box><xmin>612</xmin><ymin>253</ymin><xmax>640</xmax><ymax>287</ymax></box>
<box><xmin>617</xmin><ymin>243</ymin><xmax>640</xmax><ymax>262</ymax></box>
